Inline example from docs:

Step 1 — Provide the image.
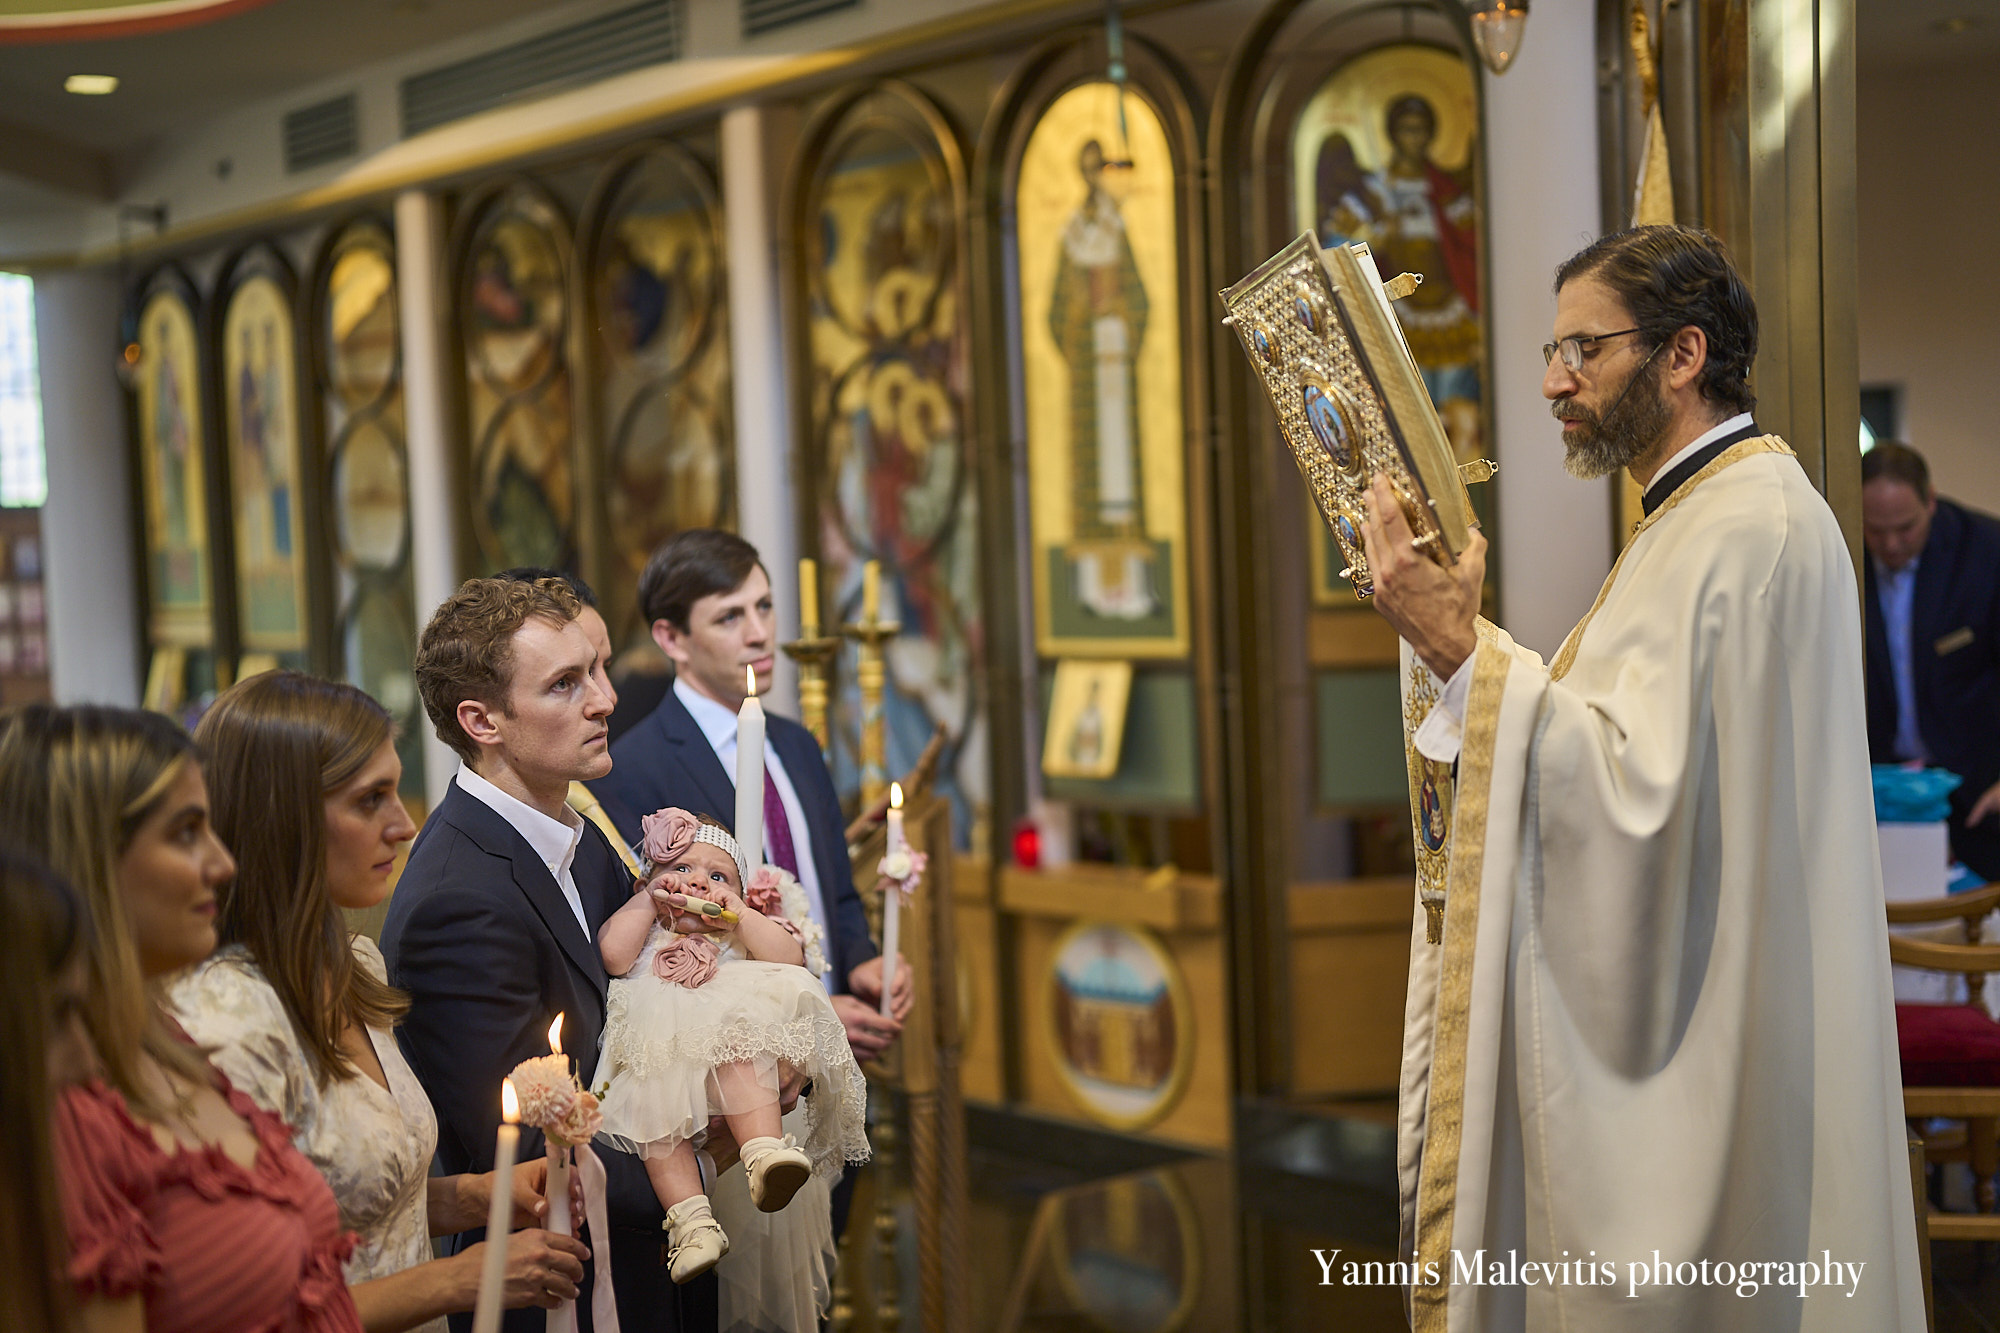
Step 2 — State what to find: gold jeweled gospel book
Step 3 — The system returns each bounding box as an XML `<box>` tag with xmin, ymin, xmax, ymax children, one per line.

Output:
<box><xmin>1219</xmin><ymin>233</ymin><xmax>1488</xmax><ymax>598</ymax></box>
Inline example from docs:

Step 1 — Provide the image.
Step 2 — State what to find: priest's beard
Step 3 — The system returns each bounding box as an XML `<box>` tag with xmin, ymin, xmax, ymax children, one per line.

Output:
<box><xmin>1553</xmin><ymin>353</ymin><xmax>1671</xmax><ymax>480</ymax></box>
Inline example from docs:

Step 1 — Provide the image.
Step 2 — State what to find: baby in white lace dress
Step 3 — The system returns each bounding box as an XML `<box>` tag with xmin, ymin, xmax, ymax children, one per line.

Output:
<box><xmin>594</xmin><ymin>809</ymin><xmax>867</xmax><ymax>1283</ymax></box>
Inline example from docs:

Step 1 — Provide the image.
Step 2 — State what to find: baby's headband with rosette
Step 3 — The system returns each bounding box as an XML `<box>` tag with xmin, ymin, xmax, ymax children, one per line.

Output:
<box><xmin>637</xmin><ymin>807</ymin><xmax>747</xmax><ymax>921</ymax></box>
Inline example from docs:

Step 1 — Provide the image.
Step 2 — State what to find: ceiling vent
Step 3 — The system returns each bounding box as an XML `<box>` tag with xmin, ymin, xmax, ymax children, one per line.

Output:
<box><xmin>283</xmin><ymin>93</ymin><xmax>359</xmax><ymax>173</ymax></box>
<box><xmin>742</xmin><ymin>0</ymin><xmax>858</xmax><ymax>38</ymax></box>
<box><xmin>400</xmin><ymin>0</ymin><xmax>681</xmax><ymax>139</ymax></box>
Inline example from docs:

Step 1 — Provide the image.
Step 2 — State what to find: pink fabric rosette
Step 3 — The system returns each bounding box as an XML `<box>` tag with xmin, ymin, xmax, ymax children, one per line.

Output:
<box><xmin>639</xmin><ymin>808</ymin><xmax>701</xmax><ymax>876</ymax></box>
<box><xmin>743</xmin><ymin>866</ymin><xmax>806</xmax><ymax>948</ymax></box>
<box><xmin>654</xmin><ymin>933</ymin><xmax>722</xmax><ymax>988</ymax></box>
<box><xmin>744</xmin><ymin>865</ymin><xmax>787</xmax><ymax>917</ymax></box>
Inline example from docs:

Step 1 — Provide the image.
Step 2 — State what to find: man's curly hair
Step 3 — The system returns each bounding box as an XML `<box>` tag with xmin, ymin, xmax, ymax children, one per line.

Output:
<box><xmin>414</xmin><ymin>576</ymin><xmax>581</xmax><ymax>762</ymax></box>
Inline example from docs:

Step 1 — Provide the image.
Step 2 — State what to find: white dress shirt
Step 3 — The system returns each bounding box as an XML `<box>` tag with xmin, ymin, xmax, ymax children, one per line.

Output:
<box><xmin>1412</xmin><ymin>412</ymin><xmax>1759</xmax><ymax>765</ymax></box>
<box><xmin>455</xmin><ymin>765</ymin><xmax>591</xmax><ymax>944</ymax></box>
<box><xmin>674</xmin><ymin>677</ymin><xmax>836</xmax><ymax>992</ymax></box>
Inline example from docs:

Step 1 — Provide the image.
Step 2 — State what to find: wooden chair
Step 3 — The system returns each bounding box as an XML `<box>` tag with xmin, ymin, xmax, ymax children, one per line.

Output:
<box><xmin>1889</xmin><ymin>880</ymin><xmax>2000</xmax><ymax>1244</ymax></box>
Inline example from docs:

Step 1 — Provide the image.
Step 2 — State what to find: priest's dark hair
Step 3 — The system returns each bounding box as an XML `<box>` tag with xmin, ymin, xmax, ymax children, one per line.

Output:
<box><xmin>495</xmin><ymin>565</ymin><xmax>599</xmax><ymax>607</ymax></box>
<box><xmin>1860</xmin><ymin>440</ymin><xmax>1932</xmax><ymax>500</ymax></box>
<box><xmin>1554</xmin><ymin>225</ymin><xmax>1758</xmax><ymax>415</ymax></box>
<box><xmin>639</xmin><ymin>529</ymin><xmax>764</xmax><ymax>631</ymax></box>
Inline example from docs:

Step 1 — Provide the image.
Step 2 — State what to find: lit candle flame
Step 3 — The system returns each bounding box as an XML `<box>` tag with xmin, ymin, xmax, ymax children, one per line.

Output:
<box><xmin>547</xmin><ymin>1013</ymin><xmax>564</xmax><ymax>1055</ymax></box>
<box><xmin>501</xmin><ymin>1077</ymin><xmax>519</xmax><ymax>1124</ymax></box>
<box><xmin>746</xmin><ymin>663</ymin><xmax>756</xmax><ymax>697</ymax></box>
<box><xmin>890</xmin><ymin>782</ymin><xmax>904</xmax><ymax>810</ymax></box>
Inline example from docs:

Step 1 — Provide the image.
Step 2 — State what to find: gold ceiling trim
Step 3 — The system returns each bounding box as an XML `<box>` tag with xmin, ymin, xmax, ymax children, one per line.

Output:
<box><xmin>16</xmin><ymin>0</ymin><xmax>1136</xmax><ymax>273</ymax></box>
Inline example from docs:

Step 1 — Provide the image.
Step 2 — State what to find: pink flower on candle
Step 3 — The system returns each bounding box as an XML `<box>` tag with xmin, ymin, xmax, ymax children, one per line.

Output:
<box><xmin>640</xmin><ymin>808</ymin><xmax>701</xmax><ymax>867</ymax></box>
<box><xmin>654</xmin><ymin>934</ymin><xmax>722</xmax><ymax>988</ymax></box>
<box><xmin>550</xmin><ymin>1087</ymin><xmax>603</xmax><ymax>1146</ymax></box>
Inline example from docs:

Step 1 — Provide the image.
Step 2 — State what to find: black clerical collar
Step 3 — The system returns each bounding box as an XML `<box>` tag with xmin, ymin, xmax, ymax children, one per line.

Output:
<box><xmin>1639</xmin><ymin>421</ymin><xmax>1763</xmax><ymax>517</ymax></box>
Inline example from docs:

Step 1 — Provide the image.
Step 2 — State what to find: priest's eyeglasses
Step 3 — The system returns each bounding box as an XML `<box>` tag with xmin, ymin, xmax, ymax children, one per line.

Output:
<box><xmin>1542</xmin><ymin>328</ymin><xmax>1642</xmax><ymax>373</ymax></box>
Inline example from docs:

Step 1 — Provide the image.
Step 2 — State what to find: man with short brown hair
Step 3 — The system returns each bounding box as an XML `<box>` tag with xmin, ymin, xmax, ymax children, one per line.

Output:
<box><xmin>387</xmin><ymin>574</ymin><xmax>716</xmax><ymax>1333</ymax></box>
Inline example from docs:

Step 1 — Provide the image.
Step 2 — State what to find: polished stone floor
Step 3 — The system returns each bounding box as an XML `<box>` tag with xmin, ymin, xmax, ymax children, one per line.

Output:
<box><xmin>926</xmin><ymin>1099</ymin><xmax>2000</xmax><ymax>1333</ymax></box>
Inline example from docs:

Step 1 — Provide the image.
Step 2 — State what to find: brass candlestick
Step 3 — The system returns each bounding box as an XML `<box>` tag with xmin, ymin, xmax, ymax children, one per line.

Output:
<box><xmin>843</xmin><ymin>616</ymin><xmax>899</xmax><ymax>810</ymax></box>
<box><xmin>781</xmin><ymin>633</ymin><xmax>841</xmax><ymax>753</ymax></box>
<box><xmin>843</xmin><ymin>559</ymin><xmax>900</xmax><ymax>811</ymax></box>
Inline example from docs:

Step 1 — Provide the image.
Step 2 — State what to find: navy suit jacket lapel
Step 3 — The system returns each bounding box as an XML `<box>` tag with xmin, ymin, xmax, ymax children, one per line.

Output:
<box><xmin>658</xmin><ymin>688</ymin><xmax>741</xmax><ymax>828</ymax></box>
<box><xmin>1911</xmin><ymin>502</ymin><xmax>1961</xmax><ymax>705</ymax></box>
<box><xmin>440</xmin><ymin>785</ymin><xmax>607</xmax><ymax>1004</ymax></box>
<box><xmin>1862</xmin><ymin>559</ymin><xmax>1895</xmax><ymax>752</ymax></box>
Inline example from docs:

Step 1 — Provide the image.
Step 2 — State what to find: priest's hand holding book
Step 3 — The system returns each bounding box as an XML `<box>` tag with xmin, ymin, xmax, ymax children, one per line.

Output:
<box><xmin>1360</xmin><ymin>472</ymin><xmax>1486</xmax><ymax>680</ymax></box>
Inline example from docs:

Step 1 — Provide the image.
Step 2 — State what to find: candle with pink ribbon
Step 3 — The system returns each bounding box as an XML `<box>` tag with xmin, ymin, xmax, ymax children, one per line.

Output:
<box><xmin>510</xmin><ymin>1015</ymin><xmax>620</xmax><ymax>1333</ymax></box>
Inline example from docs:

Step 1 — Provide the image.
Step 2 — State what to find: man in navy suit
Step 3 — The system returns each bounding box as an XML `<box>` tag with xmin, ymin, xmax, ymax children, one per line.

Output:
<box><xmin>382</xmin><ymin>575</ymin><xmax>719</xmax><ymax>1333</ymax></box>
<box><xmin>1862</xmin><ymin>442</ymin><xmax>2000</xmax><ymax>881</ymax></box>
<box><xmin>588</xmin><ymin>530</ymin><xmax>911</xmax><ymax>1241</ymax></box>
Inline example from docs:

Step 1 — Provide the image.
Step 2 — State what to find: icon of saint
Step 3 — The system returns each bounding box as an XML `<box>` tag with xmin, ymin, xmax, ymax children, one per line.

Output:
<box><xmin>1051</xmin><ymin>138</ymin><xmax>1158</xmax><ymax>620</ymax></box>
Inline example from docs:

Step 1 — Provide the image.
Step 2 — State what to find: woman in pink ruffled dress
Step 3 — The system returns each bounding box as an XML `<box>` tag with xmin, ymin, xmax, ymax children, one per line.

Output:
<box><xmin>594</xmin><ymin>809</ymin><xmax>866</xmax><ymax>1285</ymax></box>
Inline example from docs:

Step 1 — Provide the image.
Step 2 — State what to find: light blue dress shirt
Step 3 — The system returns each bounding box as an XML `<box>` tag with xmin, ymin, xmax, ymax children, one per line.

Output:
<box><xmin>1875</xmin><ymin>556</ymin><xmax>1929</xmax><ymax>763</ymax></box>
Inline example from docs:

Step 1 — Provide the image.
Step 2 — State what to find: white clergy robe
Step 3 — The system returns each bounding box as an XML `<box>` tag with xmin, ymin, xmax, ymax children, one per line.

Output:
<box><xmin>1396</xmin><ymin>437</ymin><xmax>1925</xmax><ymax>1331</ymax></box>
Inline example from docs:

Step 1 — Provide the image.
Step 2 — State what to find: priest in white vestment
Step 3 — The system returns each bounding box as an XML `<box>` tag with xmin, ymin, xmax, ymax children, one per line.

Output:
<box><xmin>1359</xmin><ymin>225</ymin><xmax>1925</xmax><ymax>1331</ymax></box>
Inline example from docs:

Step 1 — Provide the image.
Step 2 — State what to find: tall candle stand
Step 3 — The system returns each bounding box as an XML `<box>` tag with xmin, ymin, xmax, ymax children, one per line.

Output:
<box><xmin>843</xmin><ymin>613</ymin><xmax>899</xmax><ymax>810</ymax></box>
<box><xmin>781</xmin><ymin>632</ymin><xmax>841</xmax><ymax>754</ymax></box>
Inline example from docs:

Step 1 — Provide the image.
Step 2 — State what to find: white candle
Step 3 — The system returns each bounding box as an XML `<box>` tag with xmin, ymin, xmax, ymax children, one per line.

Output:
<box><xmin>471</xmin><ymin>1080</ymin><xmax>519</xmax><ymax>1333</ymax></box>
<box><xmin>736</xmin><ymin>664</ymin><xmax>765</xmax><ymax>871</ymax></box>
<box><xmin>880</xmin><ymin>783</ymin><xmax>904</xmax><ymax>1018</ymax></box>
<box><xmin>545</xmin><ymin>1016</ymin><xmax>573</xmax><ymax>1333</ymax></box>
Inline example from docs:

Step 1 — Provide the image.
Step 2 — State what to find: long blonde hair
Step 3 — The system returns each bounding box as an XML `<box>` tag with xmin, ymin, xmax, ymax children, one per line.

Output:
<box><xmin>0</xmin><ymin>704</ymin><xmax>214</xmax><ymax>1117</ymax></box>
<box><xmin>196</xmin><ymin>672</ymin><xmax>409</xmax><ymax>1084</ymax></box>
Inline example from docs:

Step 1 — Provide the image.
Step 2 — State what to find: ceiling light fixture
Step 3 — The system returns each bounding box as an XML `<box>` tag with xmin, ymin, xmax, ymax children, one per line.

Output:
<box><xmin>1466</xmin><ymin>0</ymin><xmax>1529</xmax><ymax>75</ymax></box>
<box><xmin>64</xmin><ymin>74</ymin><xmax>119</xmax><ymax>95</ymax></box>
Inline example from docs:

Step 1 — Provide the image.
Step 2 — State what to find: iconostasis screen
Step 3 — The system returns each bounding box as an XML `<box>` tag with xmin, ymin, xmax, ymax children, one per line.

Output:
<box><xmin>220</xmin><ymin>255</ymin><xmax>311</xmax><ymax>676</ymax></box>
<box><xmin>134</xmin><ymin>276</ymin><xmax>219</xmax><ymax>712</ymax></box>
<box><xmin>585</xmin><ymin>145</ymin><xmax>734</xmax><ymax>650</ymax></box>
<box><xmin>457</xmin><ymin>185</ymin><xmax>577</xmax><ymax>574</ymax></box>
<box><xmin>1017</xmin><ymin>80</ymin><xmax>1188</xmax><ymax>662</ymax></box>
<box><xmin>1291</xmin><ymin>42</ymin><xmax>1487</xmax><ymax>608</ymax></box>
<box><xmin>313</xmin><ymin>219</ymin><xmax>425</xmax><ymax>795</ymax></box>
<box><xmin>801</xmin><ymin>90</ymin><xmax>985</xmax><ymax>843</ymax></box>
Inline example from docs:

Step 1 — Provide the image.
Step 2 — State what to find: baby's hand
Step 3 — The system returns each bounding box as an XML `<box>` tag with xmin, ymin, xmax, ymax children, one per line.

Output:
<box><xmin>649</xmin><ymin>883</ymin><xmax>738</xmax><ymax>936</ymax></box>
